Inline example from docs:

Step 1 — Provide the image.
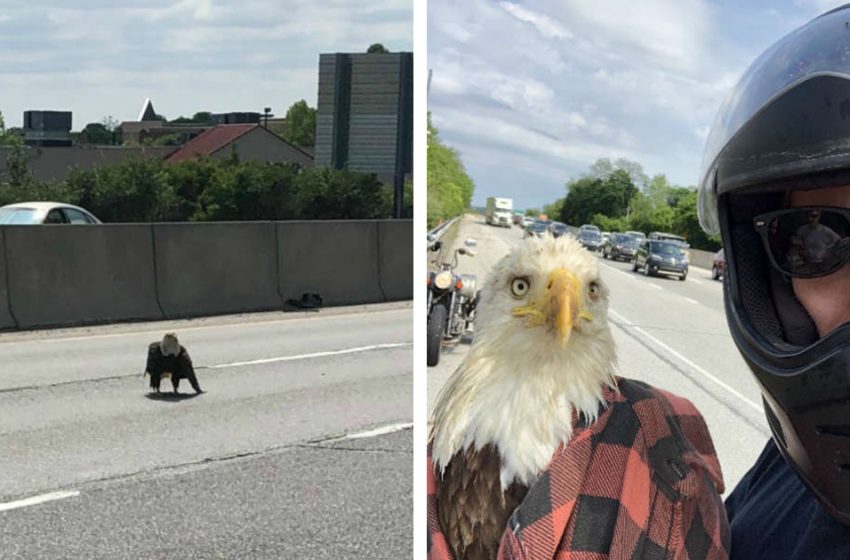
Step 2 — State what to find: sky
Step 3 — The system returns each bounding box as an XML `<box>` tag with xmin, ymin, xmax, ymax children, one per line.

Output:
<box><xmin>428</xmin><ymin>0</ymin><xmax>844</xmax><ymax>210</ymax></box>
<box><xmin>0</xmin><ymin>0</ymin><xmax>412</xmax><ymax>130</ymax></box>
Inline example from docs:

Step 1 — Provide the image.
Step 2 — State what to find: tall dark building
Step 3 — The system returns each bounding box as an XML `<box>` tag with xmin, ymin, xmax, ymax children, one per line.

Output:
<box><xmin>315</xmin><ymin>52</ymin><xmax>413</xmax><ymax>216</ymax></box>
<box><xmin>211</xmin><ymin>112</ymin><xmax>262</xmax><ymax>125</ymax></box>
<box><xmin>23</xmin><ymin>111</ymin><xmax>73</xmax><ymax>147</ymax></box>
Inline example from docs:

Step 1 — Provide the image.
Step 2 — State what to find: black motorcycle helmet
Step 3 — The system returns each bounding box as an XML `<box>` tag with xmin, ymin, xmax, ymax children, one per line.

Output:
<box><xmin>699</xmin><ymin>4</ymin><xmax>850</xmax><ymax>525</ymax></box>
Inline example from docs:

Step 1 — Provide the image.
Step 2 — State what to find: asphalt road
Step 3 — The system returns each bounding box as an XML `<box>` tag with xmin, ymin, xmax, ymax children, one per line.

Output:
<box><xmin>0</xmin><ymin>303</ymin><xmax>412</xmax><ymax>559</ymax></box>
<box><xmin>428</xmin><ymin>215</ymin><xmax>770</xmax><ymax>493</ymax></box>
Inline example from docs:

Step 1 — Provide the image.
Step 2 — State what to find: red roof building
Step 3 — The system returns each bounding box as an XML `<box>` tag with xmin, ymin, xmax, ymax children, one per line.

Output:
<box><xmin>165</xmin><ymin>124</ymin><xmax>313</xmax><ymax>168</ymax></box>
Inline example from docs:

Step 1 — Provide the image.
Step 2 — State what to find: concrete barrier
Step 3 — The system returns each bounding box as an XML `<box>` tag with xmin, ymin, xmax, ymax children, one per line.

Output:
<box><xmin>3</xmin><ymin>225</ymin><xmax>163</xmax><ymax>328</ymax></box>
<box><xmin>0</xmin><ymin>229</ymin><xmax>16</xmax><ymax>329</ymax></box>
<box><xmin>0</xmin><ymin>219</ymin><xmax>411</xmax><ymax>330</ymax></box>
<box><xmin>688</xmin><ymin>248</ymin><xmax>717</xmax><ymax>271</ymax></box>
<box><xmin>378</xmin><ymin>220</ymin><xmax>413</xmax><ymax>301</ymax></box>
<box><xmin>153</xmin><ymin>222</ymin><xmax>282</xmax><ymax>318</ymax></box>
<box><xmin>277</xmin><ymin>221</ymin><xmax>384</xmax><ymax>306</ymax></box>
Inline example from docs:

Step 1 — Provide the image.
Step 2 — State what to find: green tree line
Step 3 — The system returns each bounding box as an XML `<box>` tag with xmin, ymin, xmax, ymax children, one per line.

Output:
<box><xmin>0</xmin><ymin>151</ymin><xmax>410</xmax><ymax>222</ymax></box>
<box><xmin>427</xmin><ymin>114</ymin><xmax>474</xmax><ymax>228</ymax></box>
<box><xmin>546</xmin><ymin>158</ymin><xmax>721</xmax><ymax>251</ymax></box>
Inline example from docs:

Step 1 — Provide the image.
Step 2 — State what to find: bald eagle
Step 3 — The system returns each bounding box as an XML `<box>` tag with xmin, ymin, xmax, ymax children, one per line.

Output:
<box><xmin>430</xmin><ymin>235</ymin><xmax>618</xmax><ymax>559</ymax></box>
<box><xmin>145</xmin><ymin>333</ymin><xmax>203</xmax><ymax>394</ymax></box>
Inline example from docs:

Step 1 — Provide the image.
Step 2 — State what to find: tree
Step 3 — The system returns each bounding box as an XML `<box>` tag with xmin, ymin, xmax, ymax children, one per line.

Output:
<box><xmin>192</xmin><ymin>112</ymin><xmax>213</xmax><ymax>124</ymax></box>
<box><xmin>560</xmin><ymin>170</ymin><xmax>637</xmax><ymax>226</ymax></box>
<box><xmin>295</xmin><ymin>168</ymin><xmax>388</xmax><ymax>219</ymax></box>
<box><xmin>169</xmin><ymin>112</ymin><xmax>213</xmax><ymax>125</ymax></box>
<box><xmin>587</xmin><ymin>157</ymin><xmax>648</xmax><ymax>191</ymax></box>
<box><xmin>78</xmin><ymin>122</ymin><xmax>114</xmax><ymax>145</ymax></box>
<box><xmin>671</xmin><ymin>189</ymin><xmax>721</xmax><ymax>251</ymax></box>
<box><xmin>367</xmin><ymin>43</ymin><xmax>389</xmax><ymax>53</ymax></box>
<box><xmin>0</xmin><ymin>111</ymin><xmax>23</xmax><ymax>146</ymax></box>
<box><xmin>4</xmin><ymin>135</ymin><xmax>32</xmax><ymax>189</ymax></box>
<box><xmin>151</xmin><ymin>133</ymin><xmax>184</xmax><ymax>146</ymax></box>
<box><xmin>525</xmin><ymin>208</ymin><xmax>540</xmax><ymax>217</ymax></box>
<box><xmin>281</xmin><ymin>100</ymin><xmax>316</xmax><ymax>148</ymax></box>
<box><xmin>102</xmin><ymin>115</ymin><xmax>119</xmax><ymax>131</ymax></box>
<box><xmin>543</xmin><ymin>197</ymin><xmax>564</xmax><ymax>219</ymax></box>
<box><xmin>427</xmin><ymin>114</ymin><xmax>474</xmax><ymax>227</ymax></box>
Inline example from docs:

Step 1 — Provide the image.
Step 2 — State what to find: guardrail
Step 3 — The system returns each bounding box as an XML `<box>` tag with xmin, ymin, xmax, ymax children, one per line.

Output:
<box><xmin>427</xmin><ymin>216</ymin><xmax>460</xmax><ymax>248</ymax></box>
<box><xmin>0</xmin><ymin>219</ymin><xmax>412</xmax><ymax>330</ymax></box>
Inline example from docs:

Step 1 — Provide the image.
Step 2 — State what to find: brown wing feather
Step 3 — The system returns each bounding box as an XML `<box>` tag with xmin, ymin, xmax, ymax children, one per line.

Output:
<box><xmin>437</xmin><ymin>444</ymin><xmax>528</xmax><ymax>560</ymax></box>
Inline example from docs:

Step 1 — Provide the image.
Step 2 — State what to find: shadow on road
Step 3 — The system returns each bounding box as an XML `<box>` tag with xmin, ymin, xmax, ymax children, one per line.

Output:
<box><xmin>144</xmin><ymin>391</ymin><xmax>204</xmax><ymax>402</ymax></box>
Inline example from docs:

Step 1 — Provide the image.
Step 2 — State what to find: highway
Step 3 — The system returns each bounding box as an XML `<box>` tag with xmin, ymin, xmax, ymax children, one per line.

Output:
<box><xmin>428</xmin><ymin>215</ymin><xmax>770</xmax><ymax>494</ymax></box>
<box><xmin>0</xmin><ymin>303</ymin><xmax>412</xmax><ymax>559</ymax></box>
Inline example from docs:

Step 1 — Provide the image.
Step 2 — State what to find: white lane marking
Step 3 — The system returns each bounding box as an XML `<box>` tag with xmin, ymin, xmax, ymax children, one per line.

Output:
<box><xmin>320</xmin><ymin>422</ymin><xmax>413</xmax><ymax>444</ymax></box>
<box><xmin>0</xmin><ymin>490</ymin><xmax>80</xmax><ymax>513</ymax></box>
<box><xmin>609</xmin><ymin>308</ymin><xmax>762</xmax><ymax>413</ymax></box>
<box><xmin>683</xmin><ymin>297</ymin><xmax>700</xmax><ymax>305</ymax></box>
<box><xmin>0</xmin><ymin>307</ymin><xmax>410</xmax><ymax>346</ymax></box>
<box><xmin>598</xmin><ymin>262</ymin><xmax>635</xmax><ymax>279</ymax></box>
<box><xmin>206</xmin><ymin>342</ymin><xmax>412</xmax><ymax>369</ymax></box>
<box><xmin>343</xmin><ymin>422</ymin><xmax>413</xmax><ymax>440</ymax></box>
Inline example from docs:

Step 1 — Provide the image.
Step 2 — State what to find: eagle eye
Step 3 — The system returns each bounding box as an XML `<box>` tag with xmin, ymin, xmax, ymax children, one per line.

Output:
<box><xmin>510</xmin><ymin>277</ymin><xmax>530</xmax><ymax>297</ymax></box>
<box><xmin>588</xmin><ymin>281</ymin><xmax>601</xmax><ymax>299</ymax></box>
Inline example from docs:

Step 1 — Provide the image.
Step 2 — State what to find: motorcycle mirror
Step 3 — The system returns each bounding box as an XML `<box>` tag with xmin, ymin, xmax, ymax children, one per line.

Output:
<box><xmin>431</xmin><ymin>240</ymin><xmax>443</xmax><ymax>251</ymax></box>
<box><xmin>458</xmin><ymin>247</ymin><xmax>467</xmax><ymax>255</ymax></box>
<box><xmin>427</xmin><ymin>233</ymin><xmax>436</xmax><ymax>243</ymax></box>
<box><xmin>464</xmin><ymin>238</ymin><xmax>478</xmax><ymax>247</ymax></box>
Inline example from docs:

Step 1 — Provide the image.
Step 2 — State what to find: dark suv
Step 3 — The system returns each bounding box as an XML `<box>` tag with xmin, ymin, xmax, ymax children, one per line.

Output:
<box><xmin>602</xmin><ymin>233</ymin><xmax>639</xmax><ymax>261</ymax></box>
<box><xmin>577</xmin><ymin>229</ymin><xmax>604</xmax><ymax>252</ymax></box>
<box><xmin>633</xmin><ymin>240</ymin><xmax>688</xmax><ymax>281</ymax></box>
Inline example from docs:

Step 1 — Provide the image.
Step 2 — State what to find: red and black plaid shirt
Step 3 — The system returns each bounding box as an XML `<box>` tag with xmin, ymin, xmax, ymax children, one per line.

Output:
<box><xmin>428</xmin><ymin>378</ymin><xmax>730</xmax><ymax>559</ymax></box>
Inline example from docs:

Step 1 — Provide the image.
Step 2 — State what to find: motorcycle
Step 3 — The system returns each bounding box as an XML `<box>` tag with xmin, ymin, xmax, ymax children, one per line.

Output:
<box><xmin>427</xmin><ymin>237</ymin><xmax>479</xmax><ymax>367</ymax></box>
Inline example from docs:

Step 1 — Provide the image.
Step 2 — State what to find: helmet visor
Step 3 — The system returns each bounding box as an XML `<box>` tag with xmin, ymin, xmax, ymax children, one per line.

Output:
<box><xmin>699</xmin><ymin>6</ymin><xmax>850</xmax><ymax>234</ymax></box>
<box><xmin>755</xmin><ymin>206</ymin><xmax>850</xmax><ymax>278</ymax></box>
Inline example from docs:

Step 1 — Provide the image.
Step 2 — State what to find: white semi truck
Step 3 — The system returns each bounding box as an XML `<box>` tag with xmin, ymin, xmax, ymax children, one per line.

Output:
<box><xmin>485</xmin><ymin>197</ymin><xmax>513</xmax><ymax>227</ymax></box>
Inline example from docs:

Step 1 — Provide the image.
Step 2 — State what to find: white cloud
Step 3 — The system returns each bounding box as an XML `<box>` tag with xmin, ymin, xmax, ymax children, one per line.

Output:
<box><xmin>428</xmin><ymin>0</ymin><xmax>817</xmax><ymax>207</ymax></box>
<box><xmin>793</xmin><ymin>0</ymin><xmax>844</xmax><ymax>16</ymax></box>
<box><xmin>437</xmin><ymin>22</ymin><xmax>473</xmax><ymax>43</ymax></box>
<box><xmin>0</xmin><ymin>0</ymin><xmax>411</xmax><ymax>127</ymax></box>
<box><xmin>498</xmin><ymin>1</ymin><xmax>572</xmax><ymax>40</ymax></box>
<box><xmin>565</xmin><ymin>0</ymin><xmax>711</xmax><ymax>71</ymax></box>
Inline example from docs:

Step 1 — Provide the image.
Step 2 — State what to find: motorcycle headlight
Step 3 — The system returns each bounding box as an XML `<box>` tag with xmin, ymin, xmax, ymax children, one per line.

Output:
<box><xmin>434</xmin><ymin>271</ymin><xmax>453</xmax><ymax>290</ymax></box>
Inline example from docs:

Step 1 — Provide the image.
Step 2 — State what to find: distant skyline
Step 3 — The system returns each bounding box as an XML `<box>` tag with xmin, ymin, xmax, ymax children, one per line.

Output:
<box><xmin>429</xmin><ymin>0</ymin><xmax>840</xmax><ymax>210</ymax></box>
<box><xmin>0</xmin><ymin>0</ymin><xmax>412</xmax><ymax>130</ymax></box>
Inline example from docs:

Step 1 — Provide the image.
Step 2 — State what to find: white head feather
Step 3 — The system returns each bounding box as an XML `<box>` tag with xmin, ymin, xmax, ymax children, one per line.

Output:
<box><xmin>431</xmin><ymin>235</ymin><xmax>618</xmax><ymax>488</ymax></box>
<box><xmin>160</xmin><ymin>333</ymin><xmax>180</xmax><ymax>357</ymax></box>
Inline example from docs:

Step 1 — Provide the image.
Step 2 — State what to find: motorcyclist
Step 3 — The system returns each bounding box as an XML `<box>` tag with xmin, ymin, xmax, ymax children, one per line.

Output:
<box><xmin>698</xmin><ymin>5</ymin><xmax>850</xmax><ymax>557</ymax></box>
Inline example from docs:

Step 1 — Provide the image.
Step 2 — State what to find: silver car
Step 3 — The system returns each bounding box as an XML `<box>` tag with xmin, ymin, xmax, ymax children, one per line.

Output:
<box><xmin>0</xmin><ymin>202</ymin><xmax>101</xmax><ymax>224</ymax></box>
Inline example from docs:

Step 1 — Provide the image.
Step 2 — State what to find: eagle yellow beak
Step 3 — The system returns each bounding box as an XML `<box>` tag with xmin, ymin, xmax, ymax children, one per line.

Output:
<box><xmin>512</xmin><ymin>267</ymin><xmax>593</xmax><ymax>346</ymax></box>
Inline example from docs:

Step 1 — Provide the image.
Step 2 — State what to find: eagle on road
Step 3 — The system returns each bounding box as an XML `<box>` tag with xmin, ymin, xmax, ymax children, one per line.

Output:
<box><xmin>145</xmin><ymin>333</ymin><xmax>203</xmax><ymax>394</ymax></box>
<box><xmin>428</xmin><ymin>236</ymin><xmax>728</xmax><ymax>560</ymax></box>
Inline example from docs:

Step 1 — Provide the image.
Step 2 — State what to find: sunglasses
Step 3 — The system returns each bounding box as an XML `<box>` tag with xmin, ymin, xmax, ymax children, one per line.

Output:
<box><xmin>754</xmin><ymin>206</ymin><xmax>850</xmax><ymax>278</ymax></box>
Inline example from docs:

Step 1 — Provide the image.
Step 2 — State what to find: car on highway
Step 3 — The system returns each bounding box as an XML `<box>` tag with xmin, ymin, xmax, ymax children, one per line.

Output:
<box><xmin>648</xmin><ymin>231</ymin><xmax>689</xmax><ymax>248</ymax></box>
<box><xmin>513</xmin><ymin>213</ymin><xmax>524</xmax><ymax>226</ymax></box>
<box><xmin>521</xmin><ymin>217</ymin><xmax>535</xmax><ymax>229</ymax></box>
<box><xmin>577</xmin><ymin>228</ymin><xmax>604</xmax><ymax>252</ymax></box>
<box><xmin>633</xmin><ymin>240</ymin><xmax>688</xmax><ymax>281</ymax></box>
<box><xmin>712</xmin><ymin>248</ymin><xmax>725</xmax><ymax>280</ymax></box>
<box><xmin>524</xmin><ymin>221</ymin><xmax>549</xmax><ymax>238</ymax></box>
<box><xmin>602</xmin><ymin>233</ymin><xmax>640</xmax><ymax>261</ymax></box>
<box><xmin>0</xmin><ymin>202</ymin><xmax>102</xmax><ymax>225</ymax></box>
<box><xmin>625</xmin><ymin>230</ymin><xmax>646</xmax><ymax>242</ymax></box>
<box><xmin>549</xmin><ymin>222</ymin><xmax>570</xmax><ymax>238</ymax></box>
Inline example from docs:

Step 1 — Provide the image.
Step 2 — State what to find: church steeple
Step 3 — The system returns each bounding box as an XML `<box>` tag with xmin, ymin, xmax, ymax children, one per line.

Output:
<box><xmin>138</xmin><ymin>98</ymin><xmax>157</xmax><ymax>121</ymax></box>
